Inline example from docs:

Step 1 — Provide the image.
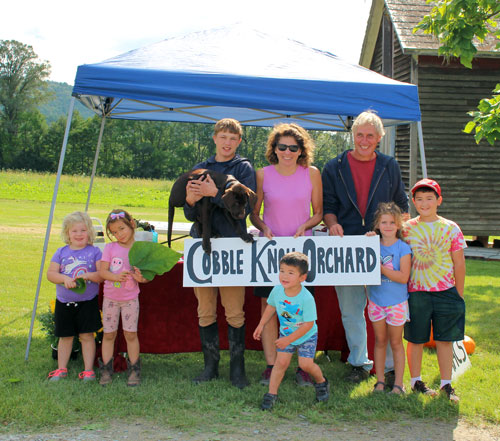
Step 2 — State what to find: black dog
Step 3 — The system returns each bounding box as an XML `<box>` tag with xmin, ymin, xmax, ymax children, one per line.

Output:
<box><xmin>168</xmin><ymin>169</ymin><xmax>257</xmax><ymax>253</ymax></box>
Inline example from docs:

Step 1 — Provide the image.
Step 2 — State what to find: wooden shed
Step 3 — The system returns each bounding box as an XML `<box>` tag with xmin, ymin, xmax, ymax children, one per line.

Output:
<box><xmin>359</xmin><ymin>0</ymin><xmax>500</xmax><ymax>237</ymax></box>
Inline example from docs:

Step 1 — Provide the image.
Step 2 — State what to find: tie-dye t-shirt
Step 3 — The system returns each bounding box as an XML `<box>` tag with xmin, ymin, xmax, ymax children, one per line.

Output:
<box><xmin>402</xmin><ymin>216</ymin><xmax>466</xmax><ymax>292</ymax></box>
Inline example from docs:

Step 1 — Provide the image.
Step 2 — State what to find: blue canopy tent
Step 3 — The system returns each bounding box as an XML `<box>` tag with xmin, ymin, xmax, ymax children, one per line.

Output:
<box><xmin>73</xmin><ymin>24</ymin><xmax>421</xmax><ymax>129</ymax></box>
<box><xmin>26</xmin><ymin>24</ymin><xmax>426</xmax><ymax>358</ymax></box>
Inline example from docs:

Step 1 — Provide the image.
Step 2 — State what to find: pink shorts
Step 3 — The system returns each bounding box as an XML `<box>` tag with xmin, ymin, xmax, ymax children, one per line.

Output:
<box><xmin>368</xmin><ymin>300</ymin><xmax>409</xmax><ymax>327</ymax></box>
<box><xmin>102</xmin><ymin>297</ymin><xmax>139</xmax><ymax>333</ymax></box>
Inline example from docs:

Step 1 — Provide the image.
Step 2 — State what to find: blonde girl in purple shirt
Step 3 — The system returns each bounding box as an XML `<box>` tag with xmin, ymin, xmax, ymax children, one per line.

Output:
<box><xmin>47</xmin><ymin>211</ymin><xmax>103</xmax><ymax>383</ymax></box>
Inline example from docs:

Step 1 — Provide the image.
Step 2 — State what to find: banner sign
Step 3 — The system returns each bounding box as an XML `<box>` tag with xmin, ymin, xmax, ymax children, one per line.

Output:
<box><xmin>451</xmin><ymin>340</ymin><xmax>472</xmax><ymax>380</ymax></box>
<box><xmin>183</xmin><ymin>236</ymin><xmax>380</xmax><ymax>287</ymax></box>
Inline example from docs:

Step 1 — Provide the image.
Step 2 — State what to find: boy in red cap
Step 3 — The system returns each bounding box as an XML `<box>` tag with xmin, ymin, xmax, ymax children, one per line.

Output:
<box><xmin>402</xmin><ymin>178</ymin><xmax>466</xmax><ymax>402</ymax></box>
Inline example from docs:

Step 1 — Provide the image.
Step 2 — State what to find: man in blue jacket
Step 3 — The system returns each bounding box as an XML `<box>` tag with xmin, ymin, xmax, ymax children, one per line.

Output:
<box><xmin>322</xmin><ymin>111</ymin><xmax>408</xmax><ymax>384</ymax></box>
<box><xmin>184</xmin><ymin>118</ymin><xmax>256</xmax><ymax>389</ymax></box>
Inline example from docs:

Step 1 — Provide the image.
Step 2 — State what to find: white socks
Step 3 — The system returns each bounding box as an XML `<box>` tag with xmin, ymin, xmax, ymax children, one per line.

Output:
<box><xmin>440</xmin><ymin>379</ymin><xmax>452</xmax><ymax>388</ymax></box>
<box><xmin>410</xmin><ymin>376</ymin><xmax>422</xmax><ymax>388</ymax></box>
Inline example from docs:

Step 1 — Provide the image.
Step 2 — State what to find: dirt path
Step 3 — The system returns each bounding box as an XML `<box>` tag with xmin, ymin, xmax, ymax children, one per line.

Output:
<box><xmin>1</xmin><ymin>418</ymin><xmax>499</xmax><ymax>441</ymax></box>
<box><xmin>0</xmin><ymin>225</ymin><xmax>53</xmax><ymax>236</ymax></box>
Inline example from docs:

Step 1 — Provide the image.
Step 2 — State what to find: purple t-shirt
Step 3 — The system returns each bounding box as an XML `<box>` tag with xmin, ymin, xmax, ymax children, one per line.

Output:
<box><xmin>101</xmin><ymin>242</ymin><xmax>140</xmax><ymax>301</ymax></box>
<box><xmin>51</xmin><ymin>245</ymin><xmax>102</xmax><ymax>303</ymax></box>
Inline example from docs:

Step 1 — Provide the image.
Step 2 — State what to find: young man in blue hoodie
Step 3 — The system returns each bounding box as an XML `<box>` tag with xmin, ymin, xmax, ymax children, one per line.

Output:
<box><xmin>322</xmin><ymin>111</ymin><xmax>408</xmax><ymax>385</ymax></box>
<box><xmin>184</xmin><ymin>118</ymin><xmax>256</xmax><ymax>389</ymax></box>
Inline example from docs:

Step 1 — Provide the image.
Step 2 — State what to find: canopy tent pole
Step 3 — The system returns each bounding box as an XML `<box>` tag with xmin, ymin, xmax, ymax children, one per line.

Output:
<box><xmin>417</xmin><ymin>121</ymin><xmax>428</xmax><ymax>178</ymax></box>
<box><xmin>85</xmin><ymin>116</ymin><xmax>106</xmax><ymax>212</ymax></box>
<box><xmin>25</xmin><ymin>97</ymin><xmax>76</xmax><ymax>361</ymax></box>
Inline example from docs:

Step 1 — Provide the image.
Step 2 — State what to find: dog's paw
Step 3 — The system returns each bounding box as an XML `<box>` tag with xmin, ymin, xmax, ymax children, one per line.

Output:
<box><xmin>242</xmin><ymin>233</ymin><xmax>254</xmax><ymax>243</ymax></box>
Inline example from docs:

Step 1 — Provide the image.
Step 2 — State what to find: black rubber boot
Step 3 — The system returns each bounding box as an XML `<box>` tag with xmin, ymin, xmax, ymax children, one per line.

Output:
<box><xmin>193</xmin><ymin>323</ymin><xmax>220</xmax><ymax>384</ymax></box>
<box><xmin>228</xmin><ymin>324</ymin><xmax>249</xmax><ymax>389</ymax></box>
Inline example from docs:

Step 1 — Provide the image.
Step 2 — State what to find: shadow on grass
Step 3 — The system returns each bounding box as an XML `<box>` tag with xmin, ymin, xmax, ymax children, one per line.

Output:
<box><xmin>0</xmin><ymin>311</ymin><xmax>32</xmax><ymax>333</ymax></box>
<box><xmin>0</xmin><ymin>337</ymin><xmax>465</xmax><ymax>437</ymax></box>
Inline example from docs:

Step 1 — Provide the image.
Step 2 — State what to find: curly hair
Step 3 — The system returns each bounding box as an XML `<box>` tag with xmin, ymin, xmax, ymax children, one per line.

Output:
<box><xmin>105</xmin><ymin>209</ymin><xmax>136</xmax><ymax>241</ymax></box>
<box><xmin>372</xmin><ymin>202</ymin><xmax>403</xmax><ymax>239</ymax></box>
<box><xmin>61</xmin><ymin>211</ymin><xmax>96</xmax><ymax>245</ymax></box>
<box><xmin>265</xmin><ymin>123</ymin><xmax>315</xmax><ymax>167</ymax></box>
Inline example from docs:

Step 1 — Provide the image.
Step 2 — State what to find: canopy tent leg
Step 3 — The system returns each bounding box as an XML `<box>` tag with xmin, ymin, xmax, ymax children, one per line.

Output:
<box><xmin>417</xmin><ymin>121</ymin><xmax>427</xmax><ymax>178</ymax></box>
<box><xmin>25</xmin><ymin>97</ymin><xmax>76</xmax><ymax>361</ymax></box>
<box><xmin>85</xmin><ymin>116</ymin><xmax>106</xmax><ymax>212</ymax></box>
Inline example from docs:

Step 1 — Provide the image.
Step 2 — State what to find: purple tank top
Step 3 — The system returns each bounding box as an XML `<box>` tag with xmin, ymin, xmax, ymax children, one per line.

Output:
<box><xmin>262</xmin><ymin>165</ymin><xmax>313</xmax><ymax>237</ymax></box>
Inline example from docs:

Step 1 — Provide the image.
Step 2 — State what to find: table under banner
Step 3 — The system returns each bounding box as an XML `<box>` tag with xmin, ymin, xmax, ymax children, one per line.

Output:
<box><xmin>99</xmin><ymin>262</ymin><xmax>375</xmax><ymax>370</ymax></box>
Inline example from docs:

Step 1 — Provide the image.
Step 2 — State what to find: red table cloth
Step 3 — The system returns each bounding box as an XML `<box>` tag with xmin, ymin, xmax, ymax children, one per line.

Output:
<box><xmin>101</xmin><ymin>262</ymin><xmax>375</xmax><ymax>367</ymax></box>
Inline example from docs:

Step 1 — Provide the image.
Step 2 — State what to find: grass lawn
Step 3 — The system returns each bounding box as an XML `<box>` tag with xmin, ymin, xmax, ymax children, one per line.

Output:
<box><xmin>0</xmin><ymin>171</ymin><xmax>499</xmax><ymax>433</ymax></box>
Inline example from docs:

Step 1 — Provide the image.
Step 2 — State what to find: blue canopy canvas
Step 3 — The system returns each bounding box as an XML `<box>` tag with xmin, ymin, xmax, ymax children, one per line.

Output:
<box><xmin>72</xmin><ymin>24</ymin><xmax>421</xmax><ymax>130</ymax></box>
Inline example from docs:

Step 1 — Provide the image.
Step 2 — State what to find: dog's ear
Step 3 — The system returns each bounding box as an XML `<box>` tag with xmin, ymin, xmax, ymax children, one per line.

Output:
<box><xmin>247</xmin><ymin>188</ymin><xmax>258</xmax><ymax>210</ymax></box>
<box><xmin>221</xmin><ymin>187</ymin><xmax>236</xmax><ymax>210</ymax></box>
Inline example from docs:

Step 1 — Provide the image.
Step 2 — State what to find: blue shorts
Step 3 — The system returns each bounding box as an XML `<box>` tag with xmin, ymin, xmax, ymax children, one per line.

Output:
<box><xmin>277</xmin><ymin>332</ymin><xmax>318</xmax><ymax>358</ymax></box>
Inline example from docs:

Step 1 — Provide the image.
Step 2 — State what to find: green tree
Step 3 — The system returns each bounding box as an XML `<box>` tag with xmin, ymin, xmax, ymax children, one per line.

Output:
<box><xmin>12</xmin><ymin>110</ymin><xmax>49</xmax><ymax>171</ymax></box>
<box><xmin>42</xmin><ymin>115</ymin><xmax>70</xmax><ymax>172</ymax></box>
<box><xmin>312</xmin><ymin>131</ymin><xmax>350</xmax><ymax>171</ymax></box>
<box><xmin>415</xmin><ymin>0</ymin><xmax>500</xmax><ymax>144</ymax></box>
<box><xmin>241</xmin><ymin>126</ymin><xmax>270</xmax><ymax>169</ymax></box>
<box><xmin>0</xmin><ymin>40</ymin><xmax>51</xmax><ymax>165</ymax></box>
<box><xmin>65</xmin><ymin>112</ymin><xmax>101</xmax><ymax>175</ymax></box>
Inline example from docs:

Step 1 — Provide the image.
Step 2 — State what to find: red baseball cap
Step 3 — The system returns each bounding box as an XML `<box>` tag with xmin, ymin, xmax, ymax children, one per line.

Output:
<box><xmin>411</xmin><ymin>178</ymin><xmax>441</xmax><ymax>197</ymax></box>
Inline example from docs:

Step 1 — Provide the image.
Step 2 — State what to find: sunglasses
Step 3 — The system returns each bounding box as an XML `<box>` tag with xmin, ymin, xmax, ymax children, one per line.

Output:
<box><xmin>276</xmin><ymin>143</ymin><xmax>300</xmax><ymax>153</ymax></box>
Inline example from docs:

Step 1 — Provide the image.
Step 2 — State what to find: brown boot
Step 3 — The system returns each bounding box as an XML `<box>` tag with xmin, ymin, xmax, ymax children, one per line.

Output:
<box><xmin>127</xmin><ymin>358</ymin><xmax>141</xmax><ymax>387</ymax></box>
<box><xmin>98</xmin><ymin>358</ymin><xmax>113</xmax><ymax>386</ymax></box>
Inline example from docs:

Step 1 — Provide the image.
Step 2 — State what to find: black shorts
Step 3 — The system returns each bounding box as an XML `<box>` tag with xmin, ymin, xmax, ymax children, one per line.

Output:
<box><xmin>54</xmin><ymin>296</ymin><xmax>102</xmax><ymax>337</ymax></box>
<box><xmin>404</xmin><ymin>287</ymin><xmax>465</xmax><ymax>344</ymax></box>
<box><xmin>253</xmin><ymin>286</ymin><xmax>315</xmax><ymax>299</ymax></box>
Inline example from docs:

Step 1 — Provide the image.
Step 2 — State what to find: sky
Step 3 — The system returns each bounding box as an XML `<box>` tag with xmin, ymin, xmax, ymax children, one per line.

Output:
<box><xmin>2</xmin><ymin>0</ymin><xmax>372</xmax><ymax>85</ymax></box>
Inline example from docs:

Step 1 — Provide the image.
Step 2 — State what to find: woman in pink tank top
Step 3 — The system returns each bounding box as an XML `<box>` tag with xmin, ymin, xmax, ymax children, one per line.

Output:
<box><xmin>250</xmin><ymin>123</ymin><xmax>323</xmax><ymax>386</ymax></box>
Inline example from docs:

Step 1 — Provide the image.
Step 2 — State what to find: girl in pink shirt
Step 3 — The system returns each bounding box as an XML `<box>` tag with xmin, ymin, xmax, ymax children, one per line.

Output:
<box><xmin>99</xmin><ymin>209</ymin><xmax>148</xmax><ymax>387</ymax></box>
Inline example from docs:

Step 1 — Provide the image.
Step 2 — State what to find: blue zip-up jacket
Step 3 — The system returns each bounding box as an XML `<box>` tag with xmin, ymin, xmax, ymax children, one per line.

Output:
<box><xmin>184</xmin><ymin>154</ymin><xmax>256</xmax><ymax>238</ymax></box>
<box><xmin>322</xmin><ymin>150</ymin><xmax>408</xmax><ymax>235</ymax></box>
